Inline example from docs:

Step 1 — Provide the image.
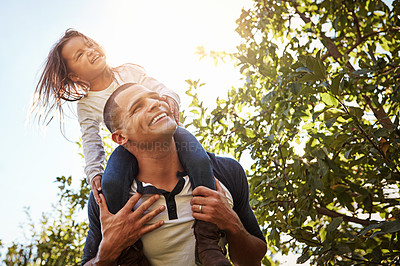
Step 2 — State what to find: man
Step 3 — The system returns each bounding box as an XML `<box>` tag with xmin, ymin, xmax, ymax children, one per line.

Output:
<box><xmin>81</xmin><ymin>83</ymin><xmax>267</xmax><ymax>265</ymax></box>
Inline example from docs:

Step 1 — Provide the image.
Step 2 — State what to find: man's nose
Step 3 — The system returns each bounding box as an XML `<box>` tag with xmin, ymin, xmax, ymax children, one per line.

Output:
<box><xmin>148</xmin><ymin>99</ymin><xmax>162</xmax><ymax>112</ymax></box>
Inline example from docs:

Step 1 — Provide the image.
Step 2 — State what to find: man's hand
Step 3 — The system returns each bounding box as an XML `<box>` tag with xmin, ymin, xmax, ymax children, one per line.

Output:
<box><xmin>91</xmin><ymin>175</ymin><xmax>102</xmax><ymax>204</ymax></box>
<box><xmin>190</xmin><ymin>179</ymin><xmax>240</xmax><ymax>233</ymax></box>
<box><xmin>95</xmin><ymin>193</ymin><xmax>165</xmax><ymax>263</ymax></box>
<box><xmin>161</xmin><ymin>95</ymin><xmax>180</xmax><ymax>124</ymax></box>
<box><xmin>191</xmin><ymin>179</ymin><xmax>267</xmax><ymax>265</ymax></box>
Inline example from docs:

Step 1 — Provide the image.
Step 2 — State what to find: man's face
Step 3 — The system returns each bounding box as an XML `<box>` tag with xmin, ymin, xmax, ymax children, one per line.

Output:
<box><xmin>115</xmin><ymin>84</ymin><xmax>177</xmax><ymax>147</ymax></box>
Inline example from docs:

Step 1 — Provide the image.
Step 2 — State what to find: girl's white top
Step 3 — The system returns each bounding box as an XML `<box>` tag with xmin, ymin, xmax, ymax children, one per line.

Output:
<box><xmin>77</xmin><ymin>63</ymin><xmax>180</xmax><ymax>184</ymax></box>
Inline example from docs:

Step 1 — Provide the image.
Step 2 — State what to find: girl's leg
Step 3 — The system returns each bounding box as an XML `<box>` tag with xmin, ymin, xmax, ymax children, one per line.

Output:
<box><xmin>101</xmin><ymin>145</ymin><xmax>138</xmax><ymax>214</ymax></box>
<box><xmin>174</xmin><ymin>127</ymin><xmax>230</xmax><ymax>265</ymax></box>
<box><xmin>174</xmin><ymin>127</ymin><xmax>216</xmax><ymax>190</ymax></box>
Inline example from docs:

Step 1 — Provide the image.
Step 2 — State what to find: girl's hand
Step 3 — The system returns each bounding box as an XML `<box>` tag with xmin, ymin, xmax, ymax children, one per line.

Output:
<box><xmin>161</xmin><ymin>95</ymin><xmax>180</xmax><ymax>124</ymax></box>
<box><xmin>91</xmin><ymin>175</ymin><xmax>102</xmax><ymax>204</ymax></box>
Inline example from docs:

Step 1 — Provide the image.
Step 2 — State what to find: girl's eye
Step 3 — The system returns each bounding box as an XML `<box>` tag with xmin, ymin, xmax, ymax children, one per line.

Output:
<box><xmin>77</xmin><ymin>53</ymin><xmax>83</xmax><ymax>59</ymax></box>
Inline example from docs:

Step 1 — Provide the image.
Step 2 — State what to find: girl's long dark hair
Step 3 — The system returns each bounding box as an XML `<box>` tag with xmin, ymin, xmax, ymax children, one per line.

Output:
<box><xmin>30</xmin><ymin>29</ymin><xmax>106</xmax><ymax>127</ymax></box>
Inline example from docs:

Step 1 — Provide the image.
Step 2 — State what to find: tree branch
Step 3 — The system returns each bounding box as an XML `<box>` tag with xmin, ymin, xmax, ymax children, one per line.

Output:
<box><xmin>341</xmin><ymin>254</ymin><xmax>382</xmax><ymax>265</ymax></box>
<box><xmin>332</xmin><ymin>93</ymin><xmax>395</xmax><ymax>170</ymax></box>
<box><xmin>315</xmin><ymin>206</ymin><xmax>375</xmax><ymax>226</ymax></box>
<box><xmin>361</xmin><ymin>94</ymin><xmax>393</xmax><ymax>130</ymax></box>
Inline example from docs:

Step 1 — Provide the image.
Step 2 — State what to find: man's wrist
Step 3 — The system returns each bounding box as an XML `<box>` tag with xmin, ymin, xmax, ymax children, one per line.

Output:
<box><xmin>94</xmin><ymin>239</ymin><xmax>122</xmax><ymax>265</ymax></box>
<box><xmin>224</xmin><ymin>211</ymin><xmax>245</xmax><ymax>238</ymax></box>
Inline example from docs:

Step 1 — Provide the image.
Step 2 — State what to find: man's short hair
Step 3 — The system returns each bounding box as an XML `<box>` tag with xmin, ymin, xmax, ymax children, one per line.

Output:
<box><xmin>103</xmin><ymin>82</ymin><xmax>137</xmax><ymax>133</ymax></box>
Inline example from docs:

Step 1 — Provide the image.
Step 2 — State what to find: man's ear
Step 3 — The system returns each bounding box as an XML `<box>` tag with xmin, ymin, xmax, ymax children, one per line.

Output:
<box><xmin>112</xmin><ymin>130</ymin><xmax>128</xmax><ymax>145</ymax></box>
<box><xmin>68</xmin><ymin>72</ymin><xmax>80</xmax><ymax>83</ymax></box>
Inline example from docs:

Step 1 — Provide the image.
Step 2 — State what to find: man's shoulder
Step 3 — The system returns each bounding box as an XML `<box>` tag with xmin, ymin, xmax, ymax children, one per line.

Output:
<box><xmin>206</xmin><ymin>152</ymin><xmax>247</xmax><ymax>193</ymax></box>
<box><xmin>207</xmin><ymin>152</ymin><xmax>244</xmax><ymax>173</ymax></box>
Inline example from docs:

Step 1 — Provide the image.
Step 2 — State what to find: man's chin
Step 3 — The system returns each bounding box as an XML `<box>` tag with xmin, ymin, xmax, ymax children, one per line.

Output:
<box><xmin>152</xmin><ymin>121</ymin><xmax>177</xmax><ymax>135</ymax></box>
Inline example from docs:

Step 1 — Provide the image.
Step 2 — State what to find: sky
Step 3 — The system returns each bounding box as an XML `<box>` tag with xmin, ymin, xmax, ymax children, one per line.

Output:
<box><xmin>0</xmin><ymin>0</ymin><xmax>323</xmax><ymax>264</ymax></box>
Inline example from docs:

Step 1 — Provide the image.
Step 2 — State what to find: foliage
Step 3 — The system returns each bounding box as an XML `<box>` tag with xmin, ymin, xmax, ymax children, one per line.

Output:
<box><xmin>2</xmin><ymin>176</ymin><xmax>88</xmax><ymax>265</ymax></box>
<box><xmin>1</xmin><ymin>133</ymin><xmax>114</xmax><ymax>265</ymax></box>
<box><xmin>187</xmin><ymin>0</ymin><xmax>400</xmax><ymax>265</ymax></box>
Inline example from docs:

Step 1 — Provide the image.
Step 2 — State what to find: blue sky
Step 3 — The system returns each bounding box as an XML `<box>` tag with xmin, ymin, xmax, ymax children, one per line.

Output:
<box><xmin>0</xmin><ymin>0</ymin><xmax>249</xmax><ymax>248</ymax></box>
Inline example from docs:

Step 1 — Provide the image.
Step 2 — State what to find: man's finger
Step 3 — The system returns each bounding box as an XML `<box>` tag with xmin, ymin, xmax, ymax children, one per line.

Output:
<box><xmin>98</xmin><ymin>193</ymin><xmax>111</xmax><ymax>217</ymax></box>
<box><xmin>190</xmin><ymin>197</ymin><xmax>207</xmax><ymax>206</ymax></box>
<box><xmin>140</xmin><ymin>205</ymin><xmax>165</xmax><ymax>225</ymax></box>
<box><xmin>120</xmin><ymin>193</ymin><xmax>143</xmax><ymax>215</ymax></box>
<box><xmin>215</xmin><ymin>178</ymin><xmax>224</xmax><ymax>193</ymax></box>
<box><xmin>134</xmin><ymin>194</ymin><xmax>161</xmax><ymax>217</ymax></box>
<box><xmin>140</xmin><ymin>220</ymin><xmax>165</xmax><ymax>235</ymax></box>
<box><xmin>192</xmin><ymin>186</ymin><xmax>215</xmax><ymax>197</ymax></box>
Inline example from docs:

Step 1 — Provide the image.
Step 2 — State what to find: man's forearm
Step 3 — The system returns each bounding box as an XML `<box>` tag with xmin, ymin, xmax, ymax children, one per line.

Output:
<box><xmin>225</xmin><ymin>214</ymin><xmax>267</xmax><ymax>265</ymax></box>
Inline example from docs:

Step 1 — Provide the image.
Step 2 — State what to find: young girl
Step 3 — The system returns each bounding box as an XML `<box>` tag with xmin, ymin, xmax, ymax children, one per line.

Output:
<box><xmin>32</xmin><ymin>29</ymin><xmax>230</xmax><ymax>266</ymax></box>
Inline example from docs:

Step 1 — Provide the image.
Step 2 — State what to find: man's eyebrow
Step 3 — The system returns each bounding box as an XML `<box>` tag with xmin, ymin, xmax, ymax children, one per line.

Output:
<box><xmin>127</xmin><ymin>91</ymin><xmax>159</xmax><ymax>113</ymax></box>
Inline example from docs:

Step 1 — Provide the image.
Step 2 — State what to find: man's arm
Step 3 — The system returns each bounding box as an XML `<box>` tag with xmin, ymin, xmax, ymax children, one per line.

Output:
<box><xmin>84</xmin><ymin>193</ymin><xmax>165</xmax><ymax>265</ymax></box>
<box><xmin>191</xmin><ymin>180</ymin><xmax>267</xmax><ymax>265</ymax></box>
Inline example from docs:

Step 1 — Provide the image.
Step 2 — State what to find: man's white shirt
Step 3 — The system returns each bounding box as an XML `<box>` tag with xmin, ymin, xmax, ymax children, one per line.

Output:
<box><xmin>130</xmin><ymin>175</ymin><xmax>233</xmax><ymax>266</ymax></box>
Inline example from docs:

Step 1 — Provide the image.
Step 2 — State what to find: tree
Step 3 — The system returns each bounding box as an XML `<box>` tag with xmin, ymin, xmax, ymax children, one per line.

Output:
<box><xmin>2</xmin><ymin>176</ymin><xmax>88</xmax><ymax>265</ymax></box>
<box><xmin>187</xmin><ymin>0</ymin><xmax>400</xmax><ymax>264</ymax></box>
<box><xmin>1</xmin><ymin>135</ymin><xmax>116</xmax><ymax>265</ymax></box>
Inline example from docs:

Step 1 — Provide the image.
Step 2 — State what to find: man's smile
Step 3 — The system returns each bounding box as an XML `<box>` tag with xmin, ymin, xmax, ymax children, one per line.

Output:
<box><xmin>150</xmin><ymin>112</ymin><xmax>168</xmax><ymax>126</ymax></box>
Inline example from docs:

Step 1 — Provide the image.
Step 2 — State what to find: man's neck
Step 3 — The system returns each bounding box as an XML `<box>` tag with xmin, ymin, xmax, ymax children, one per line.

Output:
<box><xmin>129</xmin><ymin>139</ymin><xmax>184</xmax><ymax>192</ymax></box>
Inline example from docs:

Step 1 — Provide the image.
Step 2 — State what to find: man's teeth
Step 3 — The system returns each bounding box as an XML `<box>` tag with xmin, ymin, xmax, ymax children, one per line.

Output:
<box><xmin>151</xmin><ymin>113</ymin><xmax>167</xmax><ymax>125</ymax></box>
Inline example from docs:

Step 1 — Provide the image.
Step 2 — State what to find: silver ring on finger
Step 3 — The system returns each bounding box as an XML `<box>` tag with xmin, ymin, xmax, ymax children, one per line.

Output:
<box><xmin>199</xmin><ymin>204</ymin><xmax>203</xmax><ymax>213</ymax></box>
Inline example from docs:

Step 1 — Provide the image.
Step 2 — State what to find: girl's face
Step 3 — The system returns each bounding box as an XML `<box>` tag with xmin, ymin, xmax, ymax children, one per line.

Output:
<box><xmin>61</xmin><ymin>36</ymin><xmax>107</xmax><ymax>83</ymax></box>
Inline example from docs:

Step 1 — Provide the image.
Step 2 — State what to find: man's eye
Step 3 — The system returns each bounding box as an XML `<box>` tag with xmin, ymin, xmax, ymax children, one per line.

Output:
<box><xmin>131</xmin><ymin>105</ymin><xmax>143</xmax><ymax>115</ymax></box>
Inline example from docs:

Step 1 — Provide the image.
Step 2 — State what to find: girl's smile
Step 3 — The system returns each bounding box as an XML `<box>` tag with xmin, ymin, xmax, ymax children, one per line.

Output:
<box><xmin>61</xmin><ymin>36</ymin><xmax>108</xmax><ymax>83</ymax></box>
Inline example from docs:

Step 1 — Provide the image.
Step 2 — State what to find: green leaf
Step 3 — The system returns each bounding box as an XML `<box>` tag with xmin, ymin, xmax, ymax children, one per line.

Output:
<box><xmin>380</xmin><ymin>220</ymin><xmax>400</xmax><ymax>234</ymax></box>
<box><xmin>352</xmin><ymin>69</ymin><xmax>372</xmax><ymax>76</ymax></box>
<box><xmin>327</xmin><ymin>217</ymin><xmax>343</xmax><ymax>233</ymax></box>
<box><xmin>374</xmin><ymin>128</ymin><xmax>388</xmax><ymax>138</ymax></box>
<box><xmin>265</xmin><ymin>134</ymin><xmax>275</xmax><ymax>142</ymax></box>
<box><xmin>321</xmin><ymin>93</ymin><xmax>338</xmax><ymax>106</ymax></box>
<box><xmin>297</xmin><ymin>73</ymin><xmax>319</xmax><ymax>83</ymax></box>
<box><xmin>330</xmin><ymin>74</ymin><xmax>344</xmax><ymax>95</ymax></box>
<box><xmin>348</xmin><ymin>107</ymin><xmax>364</xmax><ymax>119</ymax></box>
<box><xmin>312</xmin><ymin>110</ymin><xmax>324</xmax><ymax>121</ymax></box>
<box><xmin>325</xmin><ymin>117</ymin><xmax>337</xmax><ymax>128</ymax></box>
<box><xmin>302</xmin><ymin>122</ymin><xmax>315</xmax><ymax>130</ymax></box>
<box><xmin>245</xmin><ymin>128</ymin><xmax>256</xmax><ymax>138</ymax></box>
<box><xmin>358</xmin><ymin>223</ymin><xmax>382</xmax><ymax>236</ymax></box>
<box><xmin>300</xmin><ymin>86</ymin><xmax>318</xmax><ymax>95</ymax></box>
<box><xmin>314</xmin><ymin>52</ymin><xmax>327</xmax><ymax>79</ymax></box>
<box><xmin>296</xmin><ymin>67</ymin><xmax>313</xmax><ymax>73</ymax></box>
<box><xmin>296</xmin><ymin>248</ymin><xmax>312</xmax><ymax>264</ymax></box>
<box><xmin>344</xmin><ymin>148</ymin><xmax>352</xmax><ymax>159</ymax></box>
<box><xmin>336</xmin><ymin>243</ymin><xmax>352</xmax><ymax>254</ymax></box>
